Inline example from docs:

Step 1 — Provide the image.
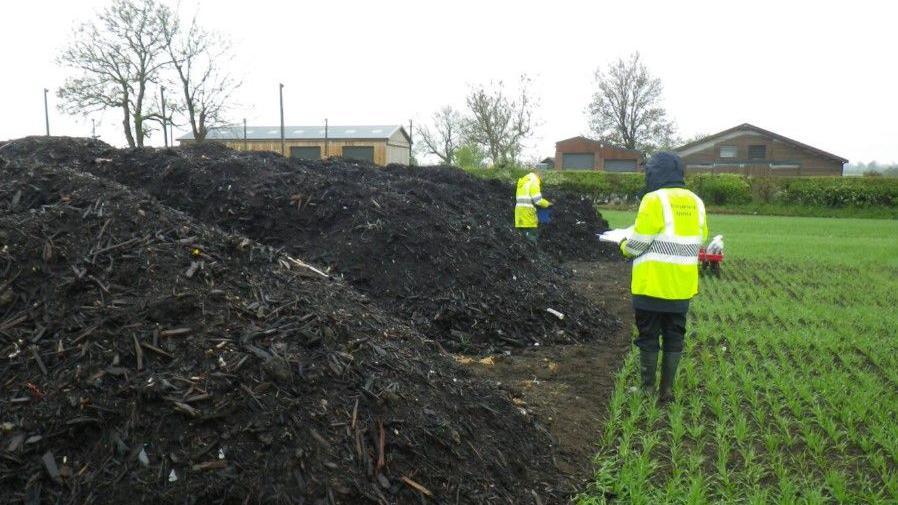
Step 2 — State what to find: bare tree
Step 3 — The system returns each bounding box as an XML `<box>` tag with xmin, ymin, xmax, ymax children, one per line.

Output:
<box><xmin>159</xmin><ymin>10</ymin><xmax>238</xmax><ymax>142</ymax></box>
<box><xmin>587</xmin><ymin>52</ymin><xmax>676</xmax><ymax>153</ymax></box>
<box><xmin>58</xmin><ymin>0</ymin><xmax>171</xmax><ymax>147</ymax></box>
<box><xmin>417</xmin><ymin>107</ymin><xmax>465</xmax><ymax>165</ymax></box>
<box><xmin>465</xmin><ymin>76</ymin><xmax>536</xmax><ymax>167</ymax></box>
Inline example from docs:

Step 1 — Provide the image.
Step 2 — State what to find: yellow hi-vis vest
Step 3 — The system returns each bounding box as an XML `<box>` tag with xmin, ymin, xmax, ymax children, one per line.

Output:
<box><xmin>620</xmin><ymin>188</ymin><xmax>709</xmax><ymax>300</ymax></box>
<box><xmin>515</xmin><ymin>173</ymin><xmax>550</xmax><ymax>228</ymax></box>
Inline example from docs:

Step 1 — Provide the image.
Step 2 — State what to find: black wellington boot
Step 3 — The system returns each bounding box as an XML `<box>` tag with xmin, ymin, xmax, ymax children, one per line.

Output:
<box><xmin>639</xmin><ymin>350</ymin><xmax>659</xmax><ymax>394</ymax></box>
<box><xmin>659</xmin><ymin>352</ymin><xmax>683</xmax><ymax>403</ymax></box>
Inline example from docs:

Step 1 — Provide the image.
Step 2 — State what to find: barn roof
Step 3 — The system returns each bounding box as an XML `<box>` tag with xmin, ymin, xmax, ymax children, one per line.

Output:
<box><xmin>555</xmin><ymin>135</ymin><xmax>641</xmax><ymax>153</ymax></box>
<box><xmin>674</xmin><ymin>123</ymin><xmax>848</xmax><ymax>163</ymax></box>
<box><xmin>179</xmin><ymin>125</ymin><xmax>408</xmax><ymax>142</ymax></box>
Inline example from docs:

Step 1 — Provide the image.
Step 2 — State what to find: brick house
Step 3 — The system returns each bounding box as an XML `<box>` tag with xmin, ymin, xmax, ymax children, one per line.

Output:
<box><xmin>554</xmin><ymin>136</ymin><xmax>643</xmax><ymax>172</ymax></box>
<box><xmin>674</xmin><ymin>123</ymin><xmax>847</xmax><ymax>176</ymax></box>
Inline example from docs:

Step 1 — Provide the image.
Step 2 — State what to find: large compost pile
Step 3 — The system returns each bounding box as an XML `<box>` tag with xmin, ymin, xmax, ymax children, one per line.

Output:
<box><xmin>0</xmin><ymin>161</ymin><xmax>569</xmax><ymax>504</ymax></box>
<box><xmin>1</xmin><ymin>137</ymin><xmax>620</xmax><ymax>352</ymax></box>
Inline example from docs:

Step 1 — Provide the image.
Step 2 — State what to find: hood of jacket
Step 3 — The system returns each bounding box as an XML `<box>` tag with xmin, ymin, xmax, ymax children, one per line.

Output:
<box><xmin>644</xmin><ymin>151</ymin><xmax>686</xmax><ymax>193</ymax></box>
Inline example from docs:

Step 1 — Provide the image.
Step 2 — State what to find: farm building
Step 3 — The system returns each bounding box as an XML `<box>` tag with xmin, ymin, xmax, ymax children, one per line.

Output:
<box><xmin>674</xmin><ymin>123</ymin><xmax>847</xmax><ymax>176</ymax></box>
<box><xmin>178</xmin><ymin>125</ymin><xmax>411</xmax><ymax>166</ymax></box>
<box><xmin>554</xmin><ymin>136</ymin><xmax>643</xmax><ymax>172</ymax></box>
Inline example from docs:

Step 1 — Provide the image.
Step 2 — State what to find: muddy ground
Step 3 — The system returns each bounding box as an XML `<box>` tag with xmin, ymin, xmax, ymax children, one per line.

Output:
<box><xmin>461</xmin><ymin>260</ymin><xmax>633</xmax><ymax>483</ymax></box>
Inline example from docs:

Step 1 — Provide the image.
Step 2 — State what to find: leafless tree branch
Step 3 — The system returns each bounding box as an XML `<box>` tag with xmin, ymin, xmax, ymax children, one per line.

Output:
<box><xmin>159</xmin><ymin>10</ymin><xmax>239</xmax><ymax>142</ymax></box>
<box><xmin>57</xmin><ymin>0</ymin><xmax>171</xmax><ymax>147</ymax></box>
<box><xmin>417</xmin><ymin>107</ymin><xmax>465</xmax><ymax>165</ymax></box>
<box><xmin>464</xmin><ymin>76</ymin><xmax>537</xmax><ymax>167</ymax></box>
<box><xmin>587</xmin><ymin>52</ymin><xmax>677</xmax><ymax>154</ymax></box>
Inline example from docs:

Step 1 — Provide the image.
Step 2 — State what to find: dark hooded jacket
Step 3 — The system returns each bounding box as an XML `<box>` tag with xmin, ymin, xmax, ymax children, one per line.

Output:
<box><xmin>643</xmin><ymin>151</ymin><xmax>686</xmax><ymax>194</ymax></box>
<box><xmin>633</xmin><ymin>151</ymin><xmax>691</xmax><ymax>313</ymax></box>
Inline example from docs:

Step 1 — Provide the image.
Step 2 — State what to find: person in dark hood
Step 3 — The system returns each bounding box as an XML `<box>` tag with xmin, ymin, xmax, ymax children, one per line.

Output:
<box><xmin>618</xmin><ymin>152</ymin><xmax>708</xmax><ymax>402</ymax></box>
<box><xmin>643</xmin><ymin>151</ymin><xmax>687</xmax><ymax>193</ymax></box>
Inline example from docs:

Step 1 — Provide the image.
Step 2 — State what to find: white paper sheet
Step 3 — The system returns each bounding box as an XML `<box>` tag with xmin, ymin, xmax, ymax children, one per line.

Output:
<box><xmin>597</xmin><ymin>225</ymin><xmax>634</xmax><ymax>244</ymax></box>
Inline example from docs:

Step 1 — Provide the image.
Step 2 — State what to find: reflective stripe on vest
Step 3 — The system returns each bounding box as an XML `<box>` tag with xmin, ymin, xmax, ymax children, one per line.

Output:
<box><xmin>516</xmin><ymin>177</ymin><xmax>539</xmax><ymax>207</ymax></box>
<box><xmin>633</xmin><ymin>189</ymin><xmax>704</xmax><ymax>267</ymax></box>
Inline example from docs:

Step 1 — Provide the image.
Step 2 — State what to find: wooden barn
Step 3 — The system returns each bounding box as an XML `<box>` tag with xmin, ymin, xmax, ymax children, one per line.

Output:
<box><xmin>674</xmin><ymin>123</ymin><xmax>847</xmax><ymax>176</ymax></box>
<box><xmin>178</xmin><ymin>125</ymin><xmax>411</xmax><ymax>166</ymax></box>
<box><xmin>554</xmin><ymin>136</ymin><xmax>643</xmax><ymax>172</ymax></box>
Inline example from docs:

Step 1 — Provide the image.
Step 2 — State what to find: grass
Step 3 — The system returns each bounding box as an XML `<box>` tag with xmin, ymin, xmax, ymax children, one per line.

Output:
<box><xmin>600</xmin><ymin>203</ymin><xmax>898</xmax><ymax>220</ymax></box>
<box><xmin>579</xmin><ymin>210</ymin><xmax>898</xmax><ymax>504</ymax></box>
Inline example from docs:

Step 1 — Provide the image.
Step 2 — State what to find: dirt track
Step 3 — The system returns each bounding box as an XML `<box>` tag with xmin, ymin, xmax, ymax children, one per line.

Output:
<box><xmin>463</xmin><ymin>260</ymin><xmax>632</xmax><ymax>483</ymax></box>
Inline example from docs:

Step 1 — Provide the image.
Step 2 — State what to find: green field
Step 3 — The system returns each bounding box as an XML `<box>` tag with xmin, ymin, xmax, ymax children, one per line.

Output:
<box><xmin>581</xmin><ymin>211</ymin><xmax>898</xmax><ymax>504</ymax></box>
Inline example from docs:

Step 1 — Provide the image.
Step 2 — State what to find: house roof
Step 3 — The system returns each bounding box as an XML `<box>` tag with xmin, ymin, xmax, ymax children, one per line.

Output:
<box><xmin>555</xmin><ymin>135</ymin><xmax>641</xmax><ymax>153</ymax></box>
<box><xmin>556</xmin><ymin>135</ymin><xmax>597</xmax><ymax>145</ymax></box>
<box><xmin>674</xmin><ymin>123</ymin><xmax>848</xmax><ymax>163</ymax></box>
<box><xmin>179</xmin><ymin>125</ymin><xmax>408</xmax><ymax>142</ymax></box>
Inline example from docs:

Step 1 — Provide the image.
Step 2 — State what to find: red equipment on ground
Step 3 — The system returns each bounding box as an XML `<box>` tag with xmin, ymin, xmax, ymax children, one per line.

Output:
<box><xmin>698</xmin><ymin>247</ymin><xmax>723</xmax><ymax>275</ymax></box>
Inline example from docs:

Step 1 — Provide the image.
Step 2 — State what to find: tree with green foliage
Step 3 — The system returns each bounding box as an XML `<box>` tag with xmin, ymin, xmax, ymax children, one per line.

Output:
<box><xmin>454</xmin><ymin>143</ymin><xmax>487</xmax><ymax>170</ymax></box>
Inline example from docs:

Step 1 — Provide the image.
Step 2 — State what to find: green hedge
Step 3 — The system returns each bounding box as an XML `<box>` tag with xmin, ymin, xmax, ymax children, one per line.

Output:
<box><xmin>778</xmin><ymin>177</ymin><xmax>898</xmax><ymax>207</ymax></box>
<box><xmin>688</xmin><ymin>173</ymin><xmax>752</xmax><ymax>205</ymax></box>
<box><xmin>467</xmin><ymin>169</ymin><xmax>645</xmax><ymax>201</ymax></box>
<box><xmin>463</xmin><ymin>168</ymin><xmax>898</xmax><ymax>210</ymax></box>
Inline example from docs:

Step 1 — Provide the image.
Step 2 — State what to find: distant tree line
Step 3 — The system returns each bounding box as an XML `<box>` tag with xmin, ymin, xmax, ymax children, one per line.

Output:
<box><xmin>844</xmin><ymin>161</ymin><xmax>898</xmax><ymax>177</ymax></box>
<box><xmin>57</xmin><ymin>0</ymin><xmax>238</xmax><ymax>147</ymax></box>
<box><xmin>416</xmin><ymin>76</ymin><xmax>536</xmax><ymax>169</ymax></box>
<box><xmin>419</xmin><ymin>52</ymin><xmax>681</xmax><ymax>168</ymax></box>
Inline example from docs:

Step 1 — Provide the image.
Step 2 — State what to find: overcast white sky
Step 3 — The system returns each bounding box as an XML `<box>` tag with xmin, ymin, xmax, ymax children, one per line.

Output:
<box><xmin>1</xmin><ymin>0</ymin><xmax>895</xmax><ymax>164</ymax></box>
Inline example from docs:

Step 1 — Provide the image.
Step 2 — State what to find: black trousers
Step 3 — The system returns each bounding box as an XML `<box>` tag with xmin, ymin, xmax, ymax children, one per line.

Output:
<box><xmin>634</xmin><ymin>309</ymin><xmax>687</xmax><ymax>352</ymax></box>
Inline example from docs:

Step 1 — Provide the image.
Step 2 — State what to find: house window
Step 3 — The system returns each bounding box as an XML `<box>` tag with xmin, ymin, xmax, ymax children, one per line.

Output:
<box><xmin>719</xmin><ymin>146</ymin><xmax>737</xmax><ymax>158</ymax></box>
<box><xmin>748</xmin><ymin>145</ymin><xmax>767</xmax><ymax>160</ymax></box>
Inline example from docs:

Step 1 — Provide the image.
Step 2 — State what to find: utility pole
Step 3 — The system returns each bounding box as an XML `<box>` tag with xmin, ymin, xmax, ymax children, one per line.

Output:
<box><xmin>91</xmin><ymin>118</ymin><xmax>96</xmax><ymax>139</ymax></box>
<box><xmin>324</xmin><ymin>118</ymin><xmax>329</xmax><ymax>158</ymax></box>
<box><xmin>43</xmin><ymin>88</ymin><xmax>50</xmax><ymax>136</ymax></box>
<box><xmin>408</xmin><ymin>119</ymin><xmax>413</xmax><ymax>166</ymax></box>
<box><xmin>161</xmin><ymin>86</ymin><xmax>168</xmax><ymax>147</ymax></box>
<box><xmin>243</xmin><ymin>118</ymin><xmax>247</xmax><ymax>151</ymax></box>
<box><xmin>279</xmin><ymin>83</ymin><xmax>285</xmax><ymax>156</ymax></box>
